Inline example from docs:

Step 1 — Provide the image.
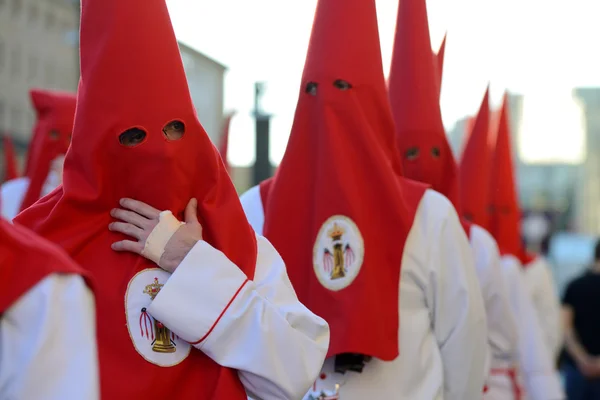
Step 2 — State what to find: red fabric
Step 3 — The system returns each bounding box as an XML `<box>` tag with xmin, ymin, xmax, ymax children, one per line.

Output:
<box><xmin>259</xmin><ymin>178</ymin><xmax>273</xmax><ymax>210</ymax></box>
<box><xmin>262</xmin><ymin>0</ymin><xmax>426</xmax><ymax>361</ymax></box>
<box><xmin>0</xmin><ymin>216</ymin><xmax>86</xmax><ymax>313</ymax></box>
<box><xmin>389</xmin><ymin>0</ymin><xmax>461</xmax><ymax>214</ymax></box>
<box><xmin>489</xmin><ymin>93</ymin><xmax>526</xmax><ymax>262</ymax></box>
<box><xmin>218</xmin><ymin>112</ymin><xmax>235</xmax><ymax>173</ymax></box>
<box><xmin>490</xmin><ymin>368</ymin><xmax>523</xmax><ymax>400</ymax></box>
<box><xmin>15</xmin><ymin>0</ymin><xmax>255</xmax><ymax>397</ymax></box>
<box><xmin>435</xmin><ymin>34</ymin><xmax>447</xmax><ymax>95</ymax></box>
<box><xmin>20</xmin><ymin>89</ymin><xmax>76</xmax><ymax>212</ymax></box>
<box><xmin>2</xmin><ymin>134</ymin><xmax>19</xmax><ymax>182</ymax></box>
<box><xmin>459</xmin><ymin>87</ymin><xmax>492</xmax><ymax>230</ymax></box>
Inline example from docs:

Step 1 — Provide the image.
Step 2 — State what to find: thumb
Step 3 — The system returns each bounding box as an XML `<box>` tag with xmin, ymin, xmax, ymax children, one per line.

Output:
<box><xmin>184</xmin><ymin>198</ymin><xmax>199</xmax><ymax>224</ymax></box>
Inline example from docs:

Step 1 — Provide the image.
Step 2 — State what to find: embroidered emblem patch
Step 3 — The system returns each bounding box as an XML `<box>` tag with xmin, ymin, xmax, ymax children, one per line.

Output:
<box><xmin>125</xmin><ymin>268</ymin><xmax>191</xmax><ymax>367</ymax></box>
<box><xmin>313</xmin><ymin>216</ymin><xmax>364</xmax><ymax>291</ymax></box>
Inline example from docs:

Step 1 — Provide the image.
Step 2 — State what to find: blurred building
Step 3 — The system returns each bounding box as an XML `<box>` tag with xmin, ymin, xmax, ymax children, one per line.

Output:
<box><xmin>573</xmin><ymin>88</ymin><xmax>600</xmax><ymax>235</ymax></box>
<box><xmin>0</xmin><ymin>0</ymin><xmax>80</xmax><ymax>151</ymax></box>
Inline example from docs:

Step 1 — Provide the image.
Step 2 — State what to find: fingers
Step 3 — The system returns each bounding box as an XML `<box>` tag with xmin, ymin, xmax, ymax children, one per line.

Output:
<box><xmin>120</xmin><ymin>198</ymin><xmax>160</xmax><ymax>219</ymax></box>
<box><xmin>184</xmin><ymin>198</ymin><xmax>198</xmax><ymax>224</ymax></box>
<box><xmin>109</xmin><ymin>222</ymin><xmax>145</xmax><ymax>240</ymax></box>
<box><xmin>111</xmin><ymin>208</ymin><xmax>152</xmax><ymax>229</ymax></box>
<box><xmin>111</xmin><ymin>240</ymin><xmax>145</xmax><ymax>254</ymax></box>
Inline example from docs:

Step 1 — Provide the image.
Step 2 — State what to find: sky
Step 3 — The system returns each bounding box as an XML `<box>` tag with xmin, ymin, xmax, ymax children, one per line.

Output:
<box><xmin>166</xmin><ymin>0</ymin><xmax>600</xmax><ymax>166</ymax></box>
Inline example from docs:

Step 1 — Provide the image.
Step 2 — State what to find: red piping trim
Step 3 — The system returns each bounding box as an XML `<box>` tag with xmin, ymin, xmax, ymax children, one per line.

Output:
<box><xmin>191</xmin><ymin>278</ymin><xmax>250</xmax><ymax>345</ymax></box>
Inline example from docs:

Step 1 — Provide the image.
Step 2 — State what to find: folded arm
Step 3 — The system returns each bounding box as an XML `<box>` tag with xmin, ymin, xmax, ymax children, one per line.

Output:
<box><xmin>148</xmin><ymin>235</ymin><xmax>330</xmax><ymax>400</ymax></box>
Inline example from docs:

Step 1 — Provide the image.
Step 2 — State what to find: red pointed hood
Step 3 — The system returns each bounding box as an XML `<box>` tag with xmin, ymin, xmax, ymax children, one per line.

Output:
<box><xmin>2</xmin><ymin>134</ymin><xmax>18</xmax><ymax>182</ymax></box>
<box><xmin>435</xmin><ymin>34</ymin><xmax>447</xmax><ymax>94</ymax></box>
<box><xmin>262</xmin><ymin>0</ymin><xmax>426</xmax><ymax>361</ymax></box>
<box><xmin>489</xmin><ymin>93</ymin><xmax>524</xmax><ymax>259</ymax></box>
<box><xmin>459</xmin><ymin>87</ymin><xmax>492</xmax><ymax>229</ymax></box>
<box><xmin>19</xmin><ymin>89</ymin><xmax>75</xmax><ymax>211</ymax></box>
<box><xmin>218</xmin><ymin>112</ymin><xmax>235</xmax><ymax>173</ymax></box>
<box><xmin>389</xmin><ymin>0</ymin><xmax>460</xmax><ymax>211</ymax></box>
<box><xmin>15</xmin><ymin>0</ymin><xmax>257</xmax><ymax>395</ymax></box>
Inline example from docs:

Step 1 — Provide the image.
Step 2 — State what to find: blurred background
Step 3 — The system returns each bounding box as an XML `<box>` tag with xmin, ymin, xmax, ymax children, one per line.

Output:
<box><xmin>1</xmin><ymin>0</ymin><xmax>600</xmax><ymax>296</ymax></box>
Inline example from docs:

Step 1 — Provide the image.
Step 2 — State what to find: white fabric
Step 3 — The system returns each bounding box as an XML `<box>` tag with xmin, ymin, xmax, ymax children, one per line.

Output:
<box><xmin>0</xmin><ymin>274</ymin><xmax>99</xmax><ymax>400</ymax></box>
<box><xmin>0</xmin><ymin>170</ymin><xmax>62</xmax><ymax>220</ymax></box>
<box><xmin>240</xmin><ymin>187</ymin><xmax>488</xmax><ymax>400</ymax></box>
<box><xmin>141</xmin><ymin>210</ymin><xmax>184</xmax><ymax>264</ymax></box>
<box><xmin>469</xmin><ymin>225</ymin><xmax>519</xmax><ymax>399</ymax></box>
<box><xmin>148</xmin><ymin>234</ymin><xmax>330</xmax><ymax>400</ymax></box>
<box><xmin>239</xmin><ymin>185</ymin><xmax>265</xmax><ymax>235</ymax></box>
<box><xmin>501</xmin><ymin>255</ymin><xmax>565</xmax><ymax>400</ymax></box>
<box><xmin>523</xmin><ymin>256</ymin><xmax>563</xmax><ymax>362</ymax></box>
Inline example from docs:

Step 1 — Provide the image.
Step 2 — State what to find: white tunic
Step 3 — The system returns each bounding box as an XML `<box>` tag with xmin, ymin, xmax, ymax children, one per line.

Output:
<box><xmin>0</xmin><ymin>170</ymin><xmax>61</xmax><ymax>220</ymax></box>
<box><xmin>469</xmin><ymin>225</ymin><xmax>519</xmax><ymax>395</ymax></box>
<box><xmin>240</xmin><ymin>186</ymin><xmax>488</xmax><ymax>399</ymax></box>
<box><xmin>523</xmin><ymin>256</ymin><xmax>562</xmax><ymax>361</ymax></box>
<box><xmin>0</xmin><ymin>274</ymin><xmax>99</xmax><ymax>399</ymax></box>
<box><xmin>500</xmin><ymin>255</ymin><xmax>565</xmax><ymax>400</ymax></box>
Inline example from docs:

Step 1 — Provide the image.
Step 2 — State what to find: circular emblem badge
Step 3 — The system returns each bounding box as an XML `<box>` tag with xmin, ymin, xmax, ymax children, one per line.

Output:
<box><xmin>313</xmin><ymin>215</ymin><xmax>364</xmax><ymax>291</ymax></box>
<box><xmin>125</xmin><ymin>268</ymin><xmax>191</xmax><ymax>367</ymax></box>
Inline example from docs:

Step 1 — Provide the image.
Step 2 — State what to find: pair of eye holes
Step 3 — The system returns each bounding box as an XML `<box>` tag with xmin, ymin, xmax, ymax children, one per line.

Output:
<box><xmin>305</xmin><ymin>79</ymin><xmax>353</xmax><ymax>96</ymax></box>
<box><xmin>404</xmin><ymin>147</ymin><xmax>441</xmax><ymax>160</ymax></box>
<box><xmin>118</xmin><ymin>120</ymin><xmax>186</xmax><ymax>147</ymax></box>
<box><xmin>49</xmin><ymin>130</ymin><xmax>71</xmax><ymax>142</ymax></box>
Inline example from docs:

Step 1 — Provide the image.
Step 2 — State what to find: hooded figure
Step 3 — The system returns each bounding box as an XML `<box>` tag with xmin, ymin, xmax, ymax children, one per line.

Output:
<box><xmin>0</xmin><ymin>89</ymin><xmax>75</xmax><ymax>220</ymax></box>
<box><xmin>388</xmin><ymin>0</ymin><xmax>520</xmax><ymax>397</ymax></box>
<box><xmin>240</xmin><ymin>0</ymin><xmax>486</xmax><ymax>397</ymax></box>
<box><xmin>459</xmin><ymin>88</ymin><xmax>521</xmax><ymax>400</ymax></box>
<box><xmin>488</xmin><ymin>94</ymin><xmax>565</xmax><ymax>400</ymax></box>
<box><xmin>15</xmin><ymin>0</ymin><xmax>328</xmax><ymax>398</ymax></box>
<box><xmin>0</xmin><ymin>204</ymin><xmax>97</xmax><ymax>398</ymax></box>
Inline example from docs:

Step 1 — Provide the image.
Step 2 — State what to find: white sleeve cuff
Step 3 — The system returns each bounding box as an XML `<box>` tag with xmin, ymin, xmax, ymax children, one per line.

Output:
<box><xmin>147</xmin><ymin>240</ymin><xmax>252</xmax><ymax>345</ymax></box>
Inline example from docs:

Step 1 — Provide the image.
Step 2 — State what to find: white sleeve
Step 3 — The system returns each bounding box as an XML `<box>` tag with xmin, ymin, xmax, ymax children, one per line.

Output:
<box><xmin>427</xmin><ymin>197</ymin><xmax>488</xmax><ymax>399</ymax></box>
<box><xmin>524</xmin><ymin>259</ymin><xmax>563</xmax><ymax>362</ymax></box>
<box><xmin>470</xmin><ymin>226</ymin><xmax>518</xmax><ymax>362</ymax></box>
<box><xmin>0</xmin><ymin>274</ymin><xmax>99</xmax><ymax>400</ymax></box>
<box><xmin>502</xmin><ymin>257</ymin><xmax>565</xmax><ymax>400</ymax></box>
<box><xmin>148</xmin><ymin>235</ymin><xmax>330</xmax><ymax>400</ymax></box>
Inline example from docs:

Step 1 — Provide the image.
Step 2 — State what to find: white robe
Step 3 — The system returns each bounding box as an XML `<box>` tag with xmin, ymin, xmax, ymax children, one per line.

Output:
<box><xmin>0</xmin><ymin>235</ymin><xmax>329</xmax><ymax>400</ymax></box>
<box><xmin>0</xmin><ymin>274</ymin><xmax>99</xmax><ymax>399</ymax></box>
<box><xmin>240</xmin><ymin>186</ymin><xmax>488</xmax><ymax>400</ymax></box>
<box><xmin>500</xmin><ymin>255</ymin><xmax>565</xmax><ymax>400</ymax></box>
<box><xmin>0</xmin><ymin>170</ymin><xmax>61</xmax><ymax>220</ymax></box>
<box><xmin>469</xmin><ymin>225</ymin><xmax>519</xmax><ymax>400</ymax></box>
<box><xmin>523</xmin><ymin>256</ymin><xmax>562</xmax><ymax>362</ymax></box>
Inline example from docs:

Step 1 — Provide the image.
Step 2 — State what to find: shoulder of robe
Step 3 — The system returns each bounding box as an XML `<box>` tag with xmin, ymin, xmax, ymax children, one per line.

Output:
<box><xmin>470</xmin><ymin>224</ymin><xmax>500</xmax><ymax>253</ymax></box>
<box><xmin>415</xmin><ymin>189</ymin><xmax>459</xmax><ymax>228</ymax></box>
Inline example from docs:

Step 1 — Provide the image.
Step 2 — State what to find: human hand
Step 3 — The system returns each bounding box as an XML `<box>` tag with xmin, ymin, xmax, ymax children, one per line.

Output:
<box><xmin>577</xmin><ymin>355</ymin><xmax>600</xmax><ymax>378</ymax></box>
<box><xmin>109</xmin><ymin>198</ymin><xmax>203</xmax><ymax>273</ymax></box>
